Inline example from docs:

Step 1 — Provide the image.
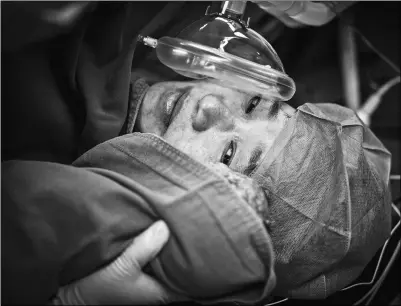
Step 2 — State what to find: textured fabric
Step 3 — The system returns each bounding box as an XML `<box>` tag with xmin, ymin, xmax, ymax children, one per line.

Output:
<box><xmin>119</xmin><ymin>77</ymin><xmax>149</xmax><ymax>135</ymax></box>
<box><xmin>125</xmin><ymin>78</ymin><xmax>149</xmax><ymax>134</ymax></box>
<box><xmin>251</xmin><ymin>103</ymin><xmax>392</xmax><ymax>299</ymax></box>
<box><xmin>210</xmin><ymin>162</ymin><xmax>272</xmax><ymax>225</ymax></box>
<box><xmin>1</xmin><ymin>133</ymin><xmax>276</xmax><ymax>305</ymax></box>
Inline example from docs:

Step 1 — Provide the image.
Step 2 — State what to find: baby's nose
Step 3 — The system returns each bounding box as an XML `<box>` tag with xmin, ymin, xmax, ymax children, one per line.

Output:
<box><xmin>192</xmin><ymin>95</ymin><xmax>235</xmax><ymax>132</ymax></box>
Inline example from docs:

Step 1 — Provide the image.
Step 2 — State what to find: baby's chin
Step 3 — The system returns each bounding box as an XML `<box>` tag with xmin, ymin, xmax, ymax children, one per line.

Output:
<box><xmin>207</xmin><ymin>162</ymin><xmax>272</xmax><ymax>227</ymax></box>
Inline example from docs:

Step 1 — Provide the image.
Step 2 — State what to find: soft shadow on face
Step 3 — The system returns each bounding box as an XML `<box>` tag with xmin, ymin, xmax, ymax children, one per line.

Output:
<box><xmin>135</xmin><ymin>79</ymin><xmax>296</xmax><ymax>174</ymax></box>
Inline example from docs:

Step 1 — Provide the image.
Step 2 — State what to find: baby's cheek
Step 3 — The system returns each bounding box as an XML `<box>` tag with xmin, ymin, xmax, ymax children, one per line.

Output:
<box><xmin>166</xmin><ymin>136</ymin><xmax>215</xmax><ymax>165</ymax></box>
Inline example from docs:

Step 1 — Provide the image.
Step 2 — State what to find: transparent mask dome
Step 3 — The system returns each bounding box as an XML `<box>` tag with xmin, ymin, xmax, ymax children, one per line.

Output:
<box><xmin>140</xmin><ymin>2</ymin><xmax>296</xmax><ymax>101</ymax></box>
<box><xmin>177</xmin><ymin>14</ymin><xmax>285</xmax><ymax>73</ymax></box>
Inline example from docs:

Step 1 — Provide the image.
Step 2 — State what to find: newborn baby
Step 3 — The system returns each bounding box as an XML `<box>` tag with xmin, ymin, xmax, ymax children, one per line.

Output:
<box><xmin>209</xmin><ymin>163</ymin><xmax>273</xmax><ymax>230</ymax></box>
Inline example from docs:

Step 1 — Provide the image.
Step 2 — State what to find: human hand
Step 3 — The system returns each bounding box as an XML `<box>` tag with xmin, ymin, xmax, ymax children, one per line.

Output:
<box><xmin>53</xmin><ymin>221</ymin><xmax>185</xmax><ymax>305</ymax></box>
<box><xmin>251</xmin><ymin>1</ymin><xmax>307</xmax><ymax>28</ymax></box>
<box><xmin>252</xmin><ymin>1</ymin><xmax>338</xmax><ymax>28</ymax></box>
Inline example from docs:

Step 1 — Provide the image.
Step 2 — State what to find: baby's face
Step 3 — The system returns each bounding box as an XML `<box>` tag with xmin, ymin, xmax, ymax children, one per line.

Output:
<box><xmin>208</xmin><ymin>163</ymin><xmax>271</xmax><ymax>226</ymax></box>
<box><xmin>135</xmin><ymin>79</ymin><xmax>295</xmax><ymax>176</ymax></box>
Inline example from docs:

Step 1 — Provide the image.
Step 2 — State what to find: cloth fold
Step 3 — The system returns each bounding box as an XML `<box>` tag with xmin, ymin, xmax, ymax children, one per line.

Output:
<box><xmin>2</xmin><ymin>133</ymin><xmax>277</xmax><ymax>305</ymax></box>
<box><xmin>251</xmin><ymin>103</ymin><xmax>392</xmax><ymax>299</ymax></box>
<box><xmin>120</xmin><ymin>77</ymin><xmax>149</xmax><ymax>135</ymax></box>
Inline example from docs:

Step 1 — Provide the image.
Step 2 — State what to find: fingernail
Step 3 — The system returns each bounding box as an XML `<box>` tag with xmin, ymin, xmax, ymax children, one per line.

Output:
<box><xmin>152</xmin><ymin>220</ymin><xmax>169</xmax><ymax>239</ymax></box>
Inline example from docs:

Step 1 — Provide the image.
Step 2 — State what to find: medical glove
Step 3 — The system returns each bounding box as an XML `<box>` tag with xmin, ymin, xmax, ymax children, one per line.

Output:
<box><xmin>52</xmin><ymin>221</ymin><xmax>185</xmax><ymax>305</ymax></box>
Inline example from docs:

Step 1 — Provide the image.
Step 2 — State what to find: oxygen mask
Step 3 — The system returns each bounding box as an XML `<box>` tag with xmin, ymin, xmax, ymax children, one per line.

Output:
<box><xmin>138</xmin><ymin>1</ymin><xmax>296</xmax><ymax>101</ymax></box>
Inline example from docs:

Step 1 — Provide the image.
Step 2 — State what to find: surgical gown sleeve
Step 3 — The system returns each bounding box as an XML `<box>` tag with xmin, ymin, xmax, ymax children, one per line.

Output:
<box><xmin>1</xmin><ymin>2</ymin><xmax>167</xmax><ymax>163</ymax></box>
<box><xmin>1</xmin><ymin>2</ymin><xmax>96</xmax><ymax>51</ymax></box>
<box><xmin>1</xmin><ymin>133</ymin><xmax>276</xmax><ymax>305</ymax></box>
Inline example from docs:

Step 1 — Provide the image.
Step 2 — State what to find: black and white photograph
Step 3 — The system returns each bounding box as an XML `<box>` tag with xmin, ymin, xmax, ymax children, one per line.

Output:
<box><xmin>1</xmin><ymin>1</ymin><xmax>400</xmax><ymax>305</ymax></box>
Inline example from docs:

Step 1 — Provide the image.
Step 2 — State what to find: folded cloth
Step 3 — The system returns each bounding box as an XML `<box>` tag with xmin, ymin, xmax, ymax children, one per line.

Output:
<box><xmin>209</xmin><ymin>162</ymin><xmax>272</xmax><ymax>227</ymax></box>
<box><xmin>2</xmin><ymin>133</ymin><xmax>276</xmax><ymax>305</ymax></box>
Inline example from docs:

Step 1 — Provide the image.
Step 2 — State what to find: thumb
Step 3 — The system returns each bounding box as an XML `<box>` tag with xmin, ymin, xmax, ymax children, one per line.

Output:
<box><xmin>122</xmin><ymin>220</ymin><xmax>170</xmax><ymax>270</ymax></box>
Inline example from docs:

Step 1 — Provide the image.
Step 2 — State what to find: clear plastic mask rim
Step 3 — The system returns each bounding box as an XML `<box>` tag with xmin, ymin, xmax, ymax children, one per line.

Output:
<box><xmin>158</xmin><ymin>36</ymin><xmax>296</xmax><ymax>101</ymax></box>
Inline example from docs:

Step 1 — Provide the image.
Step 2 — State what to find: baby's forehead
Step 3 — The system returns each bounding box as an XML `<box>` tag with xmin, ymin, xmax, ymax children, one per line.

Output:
<box><xmin>192</xmin><ymin>79</ymin><xmax>256</xmax><ymax>96</ymax></box>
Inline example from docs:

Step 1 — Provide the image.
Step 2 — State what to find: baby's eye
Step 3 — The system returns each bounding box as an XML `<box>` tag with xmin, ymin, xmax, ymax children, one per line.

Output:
<box><xmin>245</xmin><ymin>96</ymin><xmax>261</xmax><ymax>114</ymax></box>
<box><xmin>221</xmin><ymin>140</ymin><xmax>236</xmax><ymax>166</ymax></box>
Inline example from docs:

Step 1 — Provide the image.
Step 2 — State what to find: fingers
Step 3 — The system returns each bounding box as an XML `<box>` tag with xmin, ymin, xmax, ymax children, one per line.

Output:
<box><xmin>133</xmin><ymin>273</ymin><xmax>185</xmax><ymax>305</ymax></box>
<box><xmin>55</xmin><ymin>221</ymin><xmax>176</xmax><ymax>305</ymax></box>
<box><xmin>122</xmin><ymin>220</ymin><xmax>170</xmax><ymax>269</ymax></box>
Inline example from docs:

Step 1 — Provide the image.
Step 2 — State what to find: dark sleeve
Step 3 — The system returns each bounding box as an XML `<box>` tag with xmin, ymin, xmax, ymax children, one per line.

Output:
<box><xmin>1</xmin><ymin>160</ymin><xmax>156</xmax><ymax>304</ymax></box>
<box><xmin>2</xmin><ymin>134</ymin><xmax>276</xmax><ymax>305</ymax></box>
<box><xmin>1</xmin><ymin>2</ymin><xmax>165</xmax><ymax>163</ymax></box>
<box><xmin>1</xmin><ymin>1</ymin><xmax>96</xmax><ymax>52</ymax></box>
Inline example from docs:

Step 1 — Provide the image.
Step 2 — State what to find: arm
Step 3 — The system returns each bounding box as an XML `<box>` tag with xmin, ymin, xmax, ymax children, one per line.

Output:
<box><xmin>1</xmin><ymin>2</ymin><xmax>147</xmax><ymax>163</ymax></box>
<box><xmin>2</xmin><ymin>160</ymin><xmax>156</xmax><ymax>304</ymax></box>
<box><xmin>253</xmin><ymin>1</ymin><xmax>355</xmax><ymax>27</ymax></box>
<box><xmin>53</xmin><ymin>221</ymin><xmax>182</xmax><ymax>305</ymax></box>
<box><xmin>2</xmin><ymin>133</ymin><xmax>276</xmax><ymax>305</ymax></box>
